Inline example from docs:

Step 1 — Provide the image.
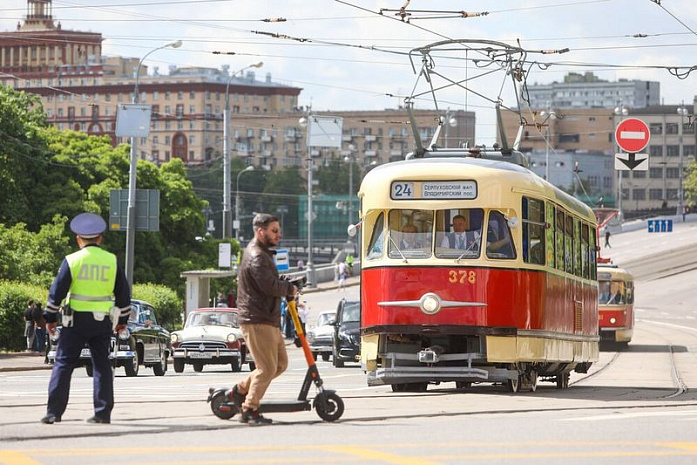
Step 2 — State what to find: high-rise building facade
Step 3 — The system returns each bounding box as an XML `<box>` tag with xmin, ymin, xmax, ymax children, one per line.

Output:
<box><xmin>525</xmin><ymin>72</ymin><xmax>660</xmax><ymax>110</ymax></box>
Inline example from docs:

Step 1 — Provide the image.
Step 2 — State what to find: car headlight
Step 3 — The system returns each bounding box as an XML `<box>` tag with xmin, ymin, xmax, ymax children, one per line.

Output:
<box><xmin>171</xmin><ymin>333</ymin><xmax>179</xmax><ymax>343</ymax></box>
<box><xmin>118</xmin><ymin>329</ymin><xmax>130</xmax><ymax>340</ymax></box>
<box><xmin>226</xmin><ymin>333</ymin><xmax>237</xmax><ymax>343</ymax></box>
<box><xmin>609</xmin><ymin>317</ymin><xmax>616</xmax><ymax>324</ymax></box>
<box><xmin>307</xmin><ymin>332</ymin><xmax>315</xmax><ymax>343</ymax></box>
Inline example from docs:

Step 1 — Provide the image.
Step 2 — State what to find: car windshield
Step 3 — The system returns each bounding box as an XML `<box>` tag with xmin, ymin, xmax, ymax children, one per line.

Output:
<box><xmin>187</xmin><ymin>311</ymin><xmax>239</xmax><ymax>328</ymax></box>
<box><xmin>341</xmin><ymin>301</ymin><xmax>360</xmax><ymax>323</ymax></box>
<box><xmin>316</xmin><ymin>312</ymin><xmax>336</xmax><ymax>326</ymax></box>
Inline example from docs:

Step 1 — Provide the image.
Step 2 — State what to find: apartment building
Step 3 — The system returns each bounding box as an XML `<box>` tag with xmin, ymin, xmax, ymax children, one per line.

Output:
<box><xmin>525</xmin><ymin>72</ymin><xmax>660</xmax><ymax>110</ymax></box>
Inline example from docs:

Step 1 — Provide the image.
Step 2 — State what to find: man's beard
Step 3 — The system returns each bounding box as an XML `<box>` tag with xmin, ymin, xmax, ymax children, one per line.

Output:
<box><xmin>260</xmin><ymin>232</ymin><xmax>279</xmax><ymax>247</ymax></box>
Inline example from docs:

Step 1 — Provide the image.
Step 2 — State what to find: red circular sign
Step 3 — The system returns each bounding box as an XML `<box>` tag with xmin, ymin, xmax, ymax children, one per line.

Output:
<box><xmin>615</xmin><ymin>118</ymin><xmax>650</xmax><ymax>153</ymax></box>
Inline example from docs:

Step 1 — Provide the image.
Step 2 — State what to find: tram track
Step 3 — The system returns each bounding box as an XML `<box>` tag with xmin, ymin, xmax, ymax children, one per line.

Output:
<box><xmin>620</xmin><ymin>242</ymin><xmax>697</xmax><ymax>282</ymax></box>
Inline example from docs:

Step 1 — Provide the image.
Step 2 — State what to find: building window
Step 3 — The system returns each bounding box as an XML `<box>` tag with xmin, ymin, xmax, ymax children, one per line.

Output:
<box><xmin>649</xmin><ymin>123</ymin><xmax>663</xmax><ymax>135</ymax></box>
<box><xmin>189</xmin><ymin>91</ymin><xmax>195</xmax><ymax>99</ymax></box>
<box><xmin>632</xmin><ymin>189</ymin><xmax>645</xmax><ymax>200</ymax></box>
<box><xmin>649</xmin><ymin>189</ymin><xmax>663</xmax><ymax>200</ymax></box>
<box><xmin>665</xmin><ymin>123</ymin><xmax>679</xmax><ymax>135</ymax></box>
<box><xmin>649</xmin><ymin>167</ymin><xmax>663</xmax><ymax>178</ymax></box>
<box><xmin>176</xmin><ymin>104</ymin><xmax>184</xmax><ymax>117</ymax></box>
<box><xmin>649</xmin><ymin>145</ymin><xmax>663</xmax><ymax>157</ymax></box>
<box><xmin>667</xmin><ymin>145</ymin><xmax>680</xmax><ymax>157</ymax></box>
<box><xmin>165</xmin><ymin>136</ymin><xmax>171</xmax><ymax>144</ymax></box>
<box><xmin>632</xmin><ymin>171</ymin><xmax>646</xmax><ymax>179</ymax></box>
<box><xmin>666</xmin><ymin>167</ymin><xmax>680</xmax><ymax>178</ymax></box>
<box><xmin>178</xmin><ymin>91</ymin><xmax>183</xmax><ymax>100</ymax></box>
<box><xmin>666</xmin><ymin>188</ymin><xmax>678</xmax><ymax>199</ymax></box>
<box><xmin>189</xmin><ymin>135</ymin><xmax>195</xmax><ymax>144</ymax></box>
<box><xmin>165</xmin><ymin>92</ymin><xmax>171</xmax><ymax>100</ymax></box>
<box><xmin>153</xmin><ymin>91</ymin><xmax>159</xmax><ymax>100</ymax></box>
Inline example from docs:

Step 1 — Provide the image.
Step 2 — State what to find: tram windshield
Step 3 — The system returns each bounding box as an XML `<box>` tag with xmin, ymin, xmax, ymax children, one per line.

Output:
<box><xmin>598</xmin><ymin>280</ymin><xmax>632</xmax><ymax>305</ymax></box>
<box><xmin>378</xmin><ymin>208</ymin><xmax>516</xmax><ymax>260</ymax></box>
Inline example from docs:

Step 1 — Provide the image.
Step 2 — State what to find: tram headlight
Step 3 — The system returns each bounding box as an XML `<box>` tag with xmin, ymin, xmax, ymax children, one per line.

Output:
<box><xmin>609</xmin><ymin>317</ymin><xmax>617</xmax><ymax>324</ymax></box>
<box><xmin>420</xmin><ymin>293</ymin><xmax>441</xmax><ymax>315</ymax></box>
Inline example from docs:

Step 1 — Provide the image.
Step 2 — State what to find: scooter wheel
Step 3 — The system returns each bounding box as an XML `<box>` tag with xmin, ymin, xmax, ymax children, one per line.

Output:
<box><xmin>313</xmin><ymin>392</ymin><xmax>344</xmax><ymax>422</ymax></box>
<box><xmin>210</xmin><ymin>391</ymin><xmax>237</xmax><ymax>420</ymax></box>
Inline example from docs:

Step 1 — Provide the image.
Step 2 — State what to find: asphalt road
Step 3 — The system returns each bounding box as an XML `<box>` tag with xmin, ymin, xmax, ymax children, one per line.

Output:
<box><xmin>1</xmin><ymin>221</ymin><xmax>697</xmax><ymax>465</ymax></box>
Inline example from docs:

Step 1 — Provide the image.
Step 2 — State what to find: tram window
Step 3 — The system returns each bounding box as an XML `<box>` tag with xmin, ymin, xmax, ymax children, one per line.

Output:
<box><xmin>564</xmin><ymin>215</ymin><xmax>573</xmax><ymax>274</ymax></box>
<box><xmin>555</xmin><ymin>209</ymin><xmax>565</xmax><ymax>271</ymax></box>
<box><xmin>435</xmin><ymin>208</ymin><xmax>483</xmax><ymax>259</ymax></box>
<box><xmin>366</xmin><ymin>212</ymin><xmax>385</xmax><ymax>260</ymax></box>
<box><xmin>626</xmin><ymin>281</ymin><xmax>634</xmax><ymax>304</ymax></box>
<box><xmin>589</xmin><ymin>227</ymin><xmax>597</xmax><ymax>279</ymax></box>
<box><xmin>486</xmin><ymin>211</ymin><xmax>515</xmax><ymax>259</ymax></box>
<box><xmin>581</xmin><ymin>224</ymin><xmax>590</xmax><ymax>279</ymax></box>
<box><xmin>545</xmin><ymin>202</ymin><xmax>555</xmax><ymax>267</ymax></box>
<box><xmin>599</xmin><ymin>280</ymin><xmax>626</xmax><ymax>305</ymax></box>
<box><xmin>573</xmin><ymin>219</ymin><xmax>581</xmax><ymax>276</ymax></box>
<box><xmin>387</xmin><ymin>209</ymin><xmax>433</xmax><ymax>259</ymax></box>
<box><xmin>522</xmin><ymin>197</ymin><xmax>544</xmax><ymax>265</ymax></box>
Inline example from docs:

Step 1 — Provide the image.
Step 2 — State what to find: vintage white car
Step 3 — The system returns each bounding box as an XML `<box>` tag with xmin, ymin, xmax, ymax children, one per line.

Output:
<box><xmin>306</xmin><ymin>310</ymin><xmax>337</xmax><ymax>362</ymax></box>
<box><xmin>170</xmin><ymin>307</ymin><xmax>254</xmax><ymax>373</ymax></box>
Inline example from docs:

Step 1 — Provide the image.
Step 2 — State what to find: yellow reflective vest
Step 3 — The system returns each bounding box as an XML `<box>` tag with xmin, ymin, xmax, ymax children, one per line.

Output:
<box><xmin>65</xmin><ymin>246</ymin><xmax>117</xmax><ymax>312</ymax></box>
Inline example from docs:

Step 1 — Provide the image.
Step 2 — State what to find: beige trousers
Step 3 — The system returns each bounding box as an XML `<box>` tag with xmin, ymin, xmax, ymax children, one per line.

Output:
<box><xmin>237</xmin><ymin>323</ymin><xmax>288</xmax><ymax>410</ymax></box>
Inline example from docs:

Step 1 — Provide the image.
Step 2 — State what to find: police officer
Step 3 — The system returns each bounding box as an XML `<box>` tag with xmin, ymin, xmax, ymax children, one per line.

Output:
<box><xmin>41</xmin><ymin>213</ymin><xmax>131</xmax><ymax>425</ymax></box>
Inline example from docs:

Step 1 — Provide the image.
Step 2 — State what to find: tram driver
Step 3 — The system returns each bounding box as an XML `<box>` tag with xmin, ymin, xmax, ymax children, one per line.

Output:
<box><xmin>440</xmin><ymin>212</ymin><xmax>481</xmax><ymax>252</ymax></box>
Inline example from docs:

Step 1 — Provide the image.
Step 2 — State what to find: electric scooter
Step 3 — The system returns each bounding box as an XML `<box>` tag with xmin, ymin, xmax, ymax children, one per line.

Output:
<box><xmin>207</xmin><ymin>277</ymin><xmax>345</xmax><ymax>422</ymax></box>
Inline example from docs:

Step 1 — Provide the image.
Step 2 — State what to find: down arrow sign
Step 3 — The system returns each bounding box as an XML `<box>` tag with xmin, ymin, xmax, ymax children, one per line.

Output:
<box><xmin>619</xmin><ymin>153</ymin><xmax>645</xmax><ymax>170</ymax></box>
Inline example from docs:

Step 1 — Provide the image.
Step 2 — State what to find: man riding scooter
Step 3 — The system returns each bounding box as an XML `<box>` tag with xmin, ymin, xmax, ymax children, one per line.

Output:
<box><xmin>231</xmin><ymin>213</ymin><xmax>297</xmax><ymax>425</ymax></box>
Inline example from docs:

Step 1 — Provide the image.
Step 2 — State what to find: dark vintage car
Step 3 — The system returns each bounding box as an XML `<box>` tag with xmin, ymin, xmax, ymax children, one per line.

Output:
<box><xmin>332</xmin><ymin>299</ymin><xmax>361</xmax><ymax>368</ymax></box>
<box><xmin>47</xmin><ymin>299</ymin><xmax>171</xmax><ymax>377</ymax></box>
<box><xmin>170</xmin><ymin>307</ymin><xmax>254</xmax><ymax>373</ymax></box>
<box><xmin>307</xmin><ymin>310</ymin><xmax>337</xmax><ymax>362</ymax></box>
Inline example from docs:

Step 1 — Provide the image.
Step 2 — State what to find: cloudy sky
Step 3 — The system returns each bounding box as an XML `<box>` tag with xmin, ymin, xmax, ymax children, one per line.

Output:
<box><xmin>2</xmin><ymin>0</ymin><xmax>697</xmax><ymax>143</ymax></box>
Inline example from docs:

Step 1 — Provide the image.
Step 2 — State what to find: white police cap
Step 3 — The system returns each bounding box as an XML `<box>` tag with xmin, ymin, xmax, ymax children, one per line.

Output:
<box><xmin>70</xmin><ymin>213</ymin><xmax>107</xmax><ymax>239</ymax></box>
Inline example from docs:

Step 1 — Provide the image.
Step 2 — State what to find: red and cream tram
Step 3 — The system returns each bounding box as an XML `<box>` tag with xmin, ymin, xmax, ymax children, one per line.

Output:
<box><xmin>597</xmin><ymin>265</ymin><xmax>634</xmax><ymax>345</ymax></box>
<box><xmin>356</xmin><ymin>156</ymin><xmax>599</xmax><ymax>392</ymax></box>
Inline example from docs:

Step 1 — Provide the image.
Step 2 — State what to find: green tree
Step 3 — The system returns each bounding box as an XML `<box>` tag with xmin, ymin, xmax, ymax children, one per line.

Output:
<box><xmin>263</xmin><ymin>166</ymin><xmax>306</xmax><ymax>238</ymax></box>
<box><xmin>0</xmin><ymin>86</ymin><xmax>50</xmax><ymax>229</ymax></box>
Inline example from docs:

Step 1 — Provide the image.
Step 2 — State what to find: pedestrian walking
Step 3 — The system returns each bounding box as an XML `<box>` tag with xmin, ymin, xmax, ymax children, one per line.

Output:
<box><xmin>231</xmin><ymin>213</ymin><xmax>297</xmax><ymax>425</ymax></box>
<box><xmin>604</xmin><ymin>229</ymin><xmax>611</xmax><ymax>248</ymax></box>
<box><xmin>33</xmin><ymin>301</ymin><xmax>46</xmax><ymax>353</ymax></box>
<box><xmin>24</xmin><ymin>299</ymin><xmax>36</xmax><ymax>352</ymax></box>
<box><xmin>338</xmin><ymin>261</ymin><xmax>347</xmax><ymax>290</ymax></box>
<box><xmin>40</xmin><ymin>213</ymin><xmax>131</xmax><ymax>425</ymax></box>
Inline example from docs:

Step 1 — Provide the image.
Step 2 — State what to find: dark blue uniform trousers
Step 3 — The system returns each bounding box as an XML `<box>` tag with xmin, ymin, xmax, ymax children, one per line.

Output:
<box><xmin>47</xmin><ymin>312</ymin><xmax>114</xmax><ymax>420</ymax></box>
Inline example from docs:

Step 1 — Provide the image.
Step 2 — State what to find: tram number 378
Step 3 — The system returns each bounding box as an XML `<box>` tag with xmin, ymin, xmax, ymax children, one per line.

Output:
<box><xmin>448</xmin><ymin>270</ymin><xmax>476</xmax><ymax>284</ymax></box>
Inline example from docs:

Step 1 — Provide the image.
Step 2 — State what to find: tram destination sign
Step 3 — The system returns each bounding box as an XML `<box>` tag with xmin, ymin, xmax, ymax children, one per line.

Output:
<box><xmin>391</xmin><ymin>181</ymin><xmax>477</xmax><ymax>200</ymax></box>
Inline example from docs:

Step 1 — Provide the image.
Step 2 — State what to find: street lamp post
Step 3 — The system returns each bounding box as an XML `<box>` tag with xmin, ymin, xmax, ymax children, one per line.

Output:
<box><xmin>234</xmin><ymin>166</ymin><xmax>254</xmax><ymax>241</ymax></box>
<box><xmin>540</xmin><ymin>105</ymin><xmax>556</xmax><ymax>181</ymax></box>
<box><xmin>344</xmin><ymin>144</ymin><xmax>356</xmax><ymax>227</ymax></box>
<box><xmin>677</xmin><ymin>102</ymin><xmax>688</xmax><ymax>221</ymax></box>
<box><xmin>125</xmin><ymin>40</ymin><xmax>182</xmax><ymax>285</ymax></box>
<box><xmin>443</xmin><ymin>109</ymin><xmax>458</xmax><ymax>148</ymax></box>
<box><xmin>222</xmin><ymin>62</ymin><xmax>263</xmax><ymax>239</ymax></box>
<box><xmin>299</xmin><ymin>116</ymin><xmax>316</xmax><ymax>287</ymax></box>
<box><xmin>614</xmin><ymin>104</ymin><xmax>628</xmax><ymax>220</ymax></box>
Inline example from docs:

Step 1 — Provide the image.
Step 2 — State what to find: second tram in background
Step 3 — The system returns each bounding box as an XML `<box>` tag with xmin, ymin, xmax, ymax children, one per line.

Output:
<box><xmin>597</xmin><ymin>265</ymin><xmax>634</xmax><ymax>346</ymax></box>
<box><xmin>355</xmin><ymin>154</ymin><xmax>600</xmax><ymax>393</ymax></box>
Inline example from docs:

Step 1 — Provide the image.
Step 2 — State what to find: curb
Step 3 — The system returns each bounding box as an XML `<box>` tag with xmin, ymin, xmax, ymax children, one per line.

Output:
<box><xmin>0</xmin><ymin>365</ymin><xmax>52</xmax><ymax>373</ymax></box>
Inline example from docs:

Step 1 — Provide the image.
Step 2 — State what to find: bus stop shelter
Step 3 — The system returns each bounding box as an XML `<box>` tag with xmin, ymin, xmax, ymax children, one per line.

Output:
<box><xmin>180</xmin><ymin>269</ymin><xmax>237</xmax><ymax>319</ymax></box>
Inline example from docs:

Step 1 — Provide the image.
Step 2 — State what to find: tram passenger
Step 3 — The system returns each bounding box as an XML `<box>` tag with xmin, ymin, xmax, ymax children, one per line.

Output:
<box><xmin>440</xmin><ymin>214</ymin><xmax>480</xmax><ymax>251</ymax></box>
<box><xmin>400</xmin><ymin>223</ymin><xmax>422</xmax><ymax>249</ymax></box>
<box><xmin>485</xmin><ymin>211</ymin><xmax>514</xmax><ymax>258</ymax></box>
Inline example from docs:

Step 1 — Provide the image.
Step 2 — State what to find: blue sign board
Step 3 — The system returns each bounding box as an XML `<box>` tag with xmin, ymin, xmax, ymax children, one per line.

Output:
<box><xmin>647</xmin><ymin>219</ymin><xmax>673</xmax><ymax>233</ymax></box>
<box><xmin>274</xmin><ymin>248</ymin><xmax>290</xmax><ymax>271</ymax></box>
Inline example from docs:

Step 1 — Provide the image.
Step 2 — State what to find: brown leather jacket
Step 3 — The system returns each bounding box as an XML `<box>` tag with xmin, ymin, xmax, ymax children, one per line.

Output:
<box><xmin>237</xmin><ymin>238</ymin><xmax>294</xmax><ymax>327</ymax></box>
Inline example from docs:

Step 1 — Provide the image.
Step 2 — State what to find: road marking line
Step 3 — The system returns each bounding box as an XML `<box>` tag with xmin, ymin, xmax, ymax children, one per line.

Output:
<box><xmin>329</xmin><ymin>445</ymin><xmax>443</xmax><ymax>465</ymax></box>
<box><xmin>0</xmin><ymin>451</ymin><xmax>43</xmax><ymax>465</ymax></box>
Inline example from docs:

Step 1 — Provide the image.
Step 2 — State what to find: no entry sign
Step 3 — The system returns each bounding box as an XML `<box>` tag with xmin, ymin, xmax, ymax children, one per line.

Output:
<box><xmin>615</xmin><ymin>118</ymin><xmax>650</xmax><ymax>153</ymax></box>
